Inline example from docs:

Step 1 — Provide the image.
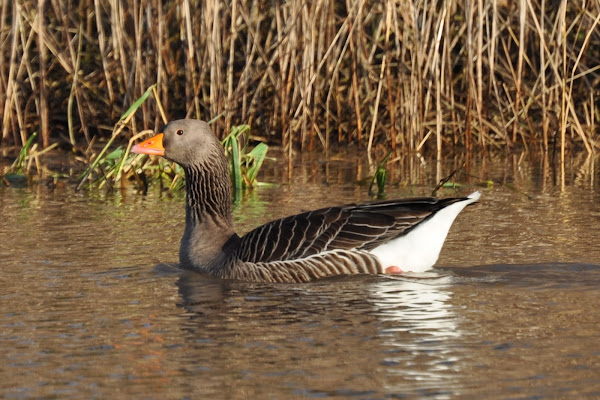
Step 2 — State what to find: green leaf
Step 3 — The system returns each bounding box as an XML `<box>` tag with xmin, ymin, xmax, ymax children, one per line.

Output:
<box><xmin>244</xmin><ymin>142</ymin><xmax>268</xmax><ymax>186</ymax></box>
<box><xmin>104</xmin><ymin>147</ymin><xmax>124</xmax><ymax>161</ymax></box>
<box><xmin>376</xmin><ymin>168</ymin><xmax>387</xmax><ymax>193</ymax></box>
<box><xmin>442</xmin><ymin>181</ymin><xmax>461</xmax><ymax>189</ymax></box>
<box><xmin>226</xmin><ymin>133</ymin><xmax>242</xmax><ymax>195</ymax></box>
<box><xmin>10</xmin><ymin>131</ymin><xmax>38</xmax><ymax>173</ymax></box>
<box><xmin>120</xmin><ymin>84</ymin><xmax>156</xmax><ymax>121</ymax></box>
<box><xmin>369</xmin><ymin>152</ymin><xmax>391</xmax><ymax>197</ymax></box>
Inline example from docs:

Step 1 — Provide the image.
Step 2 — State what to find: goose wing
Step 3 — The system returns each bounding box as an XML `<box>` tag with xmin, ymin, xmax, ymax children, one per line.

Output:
<box><xmin>236</xmin><ymin>196</ymin><xmax>466</xmax><ymax>263</ymax></box>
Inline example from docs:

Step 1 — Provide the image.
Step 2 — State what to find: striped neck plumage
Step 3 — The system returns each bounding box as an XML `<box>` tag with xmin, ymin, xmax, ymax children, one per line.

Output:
<box><xmin>183</xmin><ymin>162</ymin><xmax>233</xmax><ymax>229</ymax></box>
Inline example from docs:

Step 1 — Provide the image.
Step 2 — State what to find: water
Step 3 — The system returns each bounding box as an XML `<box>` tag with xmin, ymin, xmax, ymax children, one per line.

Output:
<box><xmin>1</xmin><ymin>153</ymin><xmax>600</xmax><ymax>399</ymax></box>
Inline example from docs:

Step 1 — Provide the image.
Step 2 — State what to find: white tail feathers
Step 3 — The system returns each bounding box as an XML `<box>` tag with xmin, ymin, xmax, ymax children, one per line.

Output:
<box><xmin>370</xmin><ymin>191</ymin><xmax>480</xmax><ymax>273</ymax></box>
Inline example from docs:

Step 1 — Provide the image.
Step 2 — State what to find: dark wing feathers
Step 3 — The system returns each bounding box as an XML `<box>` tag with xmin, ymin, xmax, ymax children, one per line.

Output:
<box><xmin>237</xmin><ymin>196</ymin><xmax>467</xmax><ymax>263</ymax></box>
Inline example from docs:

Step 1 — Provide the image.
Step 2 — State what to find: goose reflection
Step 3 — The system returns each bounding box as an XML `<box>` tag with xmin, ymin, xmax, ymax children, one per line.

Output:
<box><xmin>366</xmin><ymin>272</ymin><xmax>466</xmax><ymax>394</ymax></box>
<box><xmin>173</xmin><ymin>269</ymin><xmax>468</xmax><ymax>397</ymax></box>
<box><xmin>368</xmin><ymin>272</ymin><xmax>460</xmax><ymax>337</ymax></box>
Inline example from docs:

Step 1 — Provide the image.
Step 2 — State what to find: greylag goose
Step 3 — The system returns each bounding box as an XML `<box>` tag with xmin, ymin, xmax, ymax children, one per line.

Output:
<box><xmin>132</xmin><ymin>119</ymin><xmax>480</xmax><ymax>283</ymax></box>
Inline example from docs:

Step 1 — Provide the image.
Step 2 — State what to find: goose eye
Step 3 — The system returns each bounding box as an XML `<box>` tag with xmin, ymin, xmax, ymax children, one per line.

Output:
<box><xmin>176</xmin><ymin>129</ymin><xmax>184</xmax><ymax>136</ymax></box>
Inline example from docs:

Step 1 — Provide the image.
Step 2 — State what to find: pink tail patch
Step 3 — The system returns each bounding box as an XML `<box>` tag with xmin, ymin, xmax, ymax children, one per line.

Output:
<box><xmin>385</xmin><ymin>266</ymin><xmax>404</xmax><ymax>274</ymax></box>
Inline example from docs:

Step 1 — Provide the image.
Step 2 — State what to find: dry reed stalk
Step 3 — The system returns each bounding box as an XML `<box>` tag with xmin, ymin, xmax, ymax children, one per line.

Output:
<box><xmin>540</xmin><ymin>0</ymin><xmax>548</xmax><ymax>152</ymax></box>
<box><xmin>183</xmin><ymin>0</ymin><xmax>199</xmax><ymax>120</ymax></box>
<box><xmin>300</xmin><ymin>1</ymin><xmax>314</xmax><ymax>150</ymax></box>
<box><xmin>323</xmin><ymin>0</ymin><xmax>361</xmax><ymax>150</ymax></box>
<box><xmin>210</xmin><ymin>0</ymin><xmax>223</xmax><ymax>128</ymax></box>
<box><xmin>405</xmin><ymin>2</ymin><xmax>419</xmax><ymax>152</ymax></box>
<box><xmin>315</xmin><ymin>2</ymin><xmax>331</xmax><ymax>151</ymax></box>
<box><xmin>239</xmin><ymin>1</ymin><xmax>253</xmax><ymax>122</ymax></box>
<box><xmin>366</xmin><ymin>42</ymin><xmax>386</xmax><ymax>162</ymax></box>
<box><xmin>476</xmin><ymin>0</ymin><xmax>486</xmax><ymax>151</ymax></box>
<box><xmin>348</xmin><ymin>0</ymin><xmax>363</xmax><ymax>144</ymax></box>
<box><xmin>511</xmin><ymin>0</ymin><xmax>527</xmax><ymax>148</ymax></box>
<box><xmin>564</xmin><ymin>3</ymin><xmax>600</xmax><ymax>155</ymax></box>
<box><xmin>317</xmin><ymin>1</ymin><xmax>331</xmax><ymax>149</ymax></box>
<box><xmin>225</xmin><ymin>0</ymin><xmax>238</xmax><ymax>135</ymax></box>
<box><xmin>288</xmin><ymin>0</ymin><xmax>302</xmax><ymax>148</ymax></box>
<box><xmin>385</xmin><ymin>0</ymin><xmax>399</xmax><ymax>152</ymax></box>
<box><xmin>274</xmin><ymin>0</ymin><xmax>287</xmax><ymax>144</ymax></box>
<box><xmin>109</xmin><ymin>0</ymin><xmax>127</xmax><ymax>99</ymax></box>
<box><xmin>591</xmin><ymin>91</ymin><xmax>597</xmax><ymax>150</ymax></box>
<box><xmin>55</xmin><ymin>3</ymin><xmax>90</xmax><ymax>145</ymax></box>
<box><xmin>434</xmin><ymin>5</ymin><xmax>447</xmax><ymax>161</ymax></box>
<box><xmin>559</xmin><ymin>0</ymin><xmax>567</xmax><ymax>178</ymax></box>
<box><xmin>526</xmin><ymin>0</ymin><xmax>561</xmax><ymax>150</ymax></box>
<box><xmin>0</xmin><ymin>0</ymin><xmax>9</xmax><ymax>143</ymax></box>
<box><xmin>132</xmin><ymin>0</ymin><xmax>143</xmax><ymax>131</ymax></box>
<box><xmin>66</xmin><ymin>24</ymin><xmax>83</xmax><ymax>146</ymax></box>
<box><xmin>37</xmin><ymin>0</ymin><xmax>49</xmax><ymax>148</ymax></box>
<box><xmin>154</xmin><ymin>1</ymin><xmax>166</xmax><ymax>129</ymax></box>
<box><xmin>443</xmin><ymin>3</ymin><xmax>458</xmax><ymax>149</ymax></box>
<box><xmin>93</xmin><ymin>0</ymin><xmax>114</xmax><ymax>106</ymax></box>
<box><xmin>12</xmin><ymin>2</ymin><xmax>36</xmax><ymax>145</ymax></box>
<box><xmin>2</xmin><ymin>2</ymin><xmax>20</xmax><ymax>145</ymax></box>
<box><xmin>465</xmin><ymin>0</ymin><xmax>474</xmax><ymax>153</ymax></box>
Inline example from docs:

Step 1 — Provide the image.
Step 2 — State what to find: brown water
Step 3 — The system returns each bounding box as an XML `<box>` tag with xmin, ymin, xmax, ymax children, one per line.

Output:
<box><xmin>2</xmin><ymin>153</ymin><xmax>600</xmax><ymax>399</ymax></box>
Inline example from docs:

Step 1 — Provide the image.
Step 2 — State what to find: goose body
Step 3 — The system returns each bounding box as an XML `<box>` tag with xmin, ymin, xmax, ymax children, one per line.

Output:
<box><xmin>132</xmin><ymin>119</ymin><xmax>480</xmax><ymax>283</ymax></box>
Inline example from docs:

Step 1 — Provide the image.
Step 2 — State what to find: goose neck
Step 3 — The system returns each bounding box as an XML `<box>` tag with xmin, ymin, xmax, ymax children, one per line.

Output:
<box><xmin>184</xmin><ymin>163</ymin><xmax>233</xmax><ymax>229</ymax></box>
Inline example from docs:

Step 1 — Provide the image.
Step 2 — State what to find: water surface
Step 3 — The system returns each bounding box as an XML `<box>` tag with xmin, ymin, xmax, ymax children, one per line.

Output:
<box><xmin>1</xmin><ymin>153</ymin><xmax>600</xmax><ymax>398</ymax></box>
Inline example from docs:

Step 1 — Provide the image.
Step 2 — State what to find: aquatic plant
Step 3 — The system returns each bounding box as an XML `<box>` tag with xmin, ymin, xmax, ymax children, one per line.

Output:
<box><xmin>9</xmin><ymin>131</ymin><xmax>37</xmax><ymax>175</ymax></box>
<box><xmin>369</xmin><ymin>152</ymin><xmax>391</xmax><ymax>198</ymax></box>
<box><xmin>221</xmin><ymin>125</ymin><xmax>269</xmax><ymax>195</ymax></box>
<box><xmin>77</xmin><ymin>85</ymin><xmax>162</xmax><ymax>190</ymax></box>
<box><xmin>76</xmin><ymin>84</ymin><xmax>268</xmax><ymax>193</ymax></box>
<box><xmin>0</xmin><ymin>131</ymin><xmax>38</xmax><ymax>186</ymax></box>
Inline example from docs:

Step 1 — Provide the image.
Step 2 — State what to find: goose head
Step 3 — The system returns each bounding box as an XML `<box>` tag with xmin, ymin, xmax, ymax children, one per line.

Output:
<box><xmin>131</xmin><ymin>119</ymin><xmax>224</xmax><ymax>169</ymax></box>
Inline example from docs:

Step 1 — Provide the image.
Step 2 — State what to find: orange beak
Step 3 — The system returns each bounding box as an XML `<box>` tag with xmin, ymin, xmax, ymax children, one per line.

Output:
<box><xmin>131</xmin><ymin>133</ymin><xmax>165</xmax><ymax>156</ymax></box>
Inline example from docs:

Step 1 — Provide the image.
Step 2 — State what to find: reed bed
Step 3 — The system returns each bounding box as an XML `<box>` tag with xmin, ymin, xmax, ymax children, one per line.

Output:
<box><xmin>1</xmin><ymin>0</ymin><xmax>599</xmax><ymax>163</ymax></box>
